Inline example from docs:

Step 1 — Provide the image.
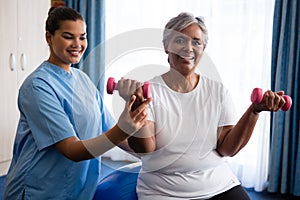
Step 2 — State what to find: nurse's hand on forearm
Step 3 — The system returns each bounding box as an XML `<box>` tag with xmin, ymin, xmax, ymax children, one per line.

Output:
<box><xmin>117</xmin><ymin>95</ymin><xmax>151</xmax><ymax>136</ymax></box>
<box><xmin>54</xmin><ymin>95</ymin><xmax>151</xmax><ymax>162</ymax></box>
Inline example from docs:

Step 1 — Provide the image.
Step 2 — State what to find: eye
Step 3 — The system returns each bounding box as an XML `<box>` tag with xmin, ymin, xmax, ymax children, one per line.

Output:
<box><xmin>63</xmin><ymin>35</ymin><xmax>73</xmax><ymax>40</ymax></box>
<box><xmin>192</xmin><ymin>40</ymin><xmax>202</xmax><ymax>46</ymax></box>
<box><xmin>174</xmin><ymin>37</ymin><xmax>185</xmax><ymax>45</ymax></box>
<box><xmin>80</xmin><ymin>36</ymin><xmax>87</xmax><ymax>40</ymax></box>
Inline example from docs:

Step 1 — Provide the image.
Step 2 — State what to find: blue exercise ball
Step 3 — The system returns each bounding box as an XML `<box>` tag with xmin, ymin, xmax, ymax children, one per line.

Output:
<box><xmin>93</xmin><ymin>162</ymin><xmax>141</xmax><ymax>200</ymax></box>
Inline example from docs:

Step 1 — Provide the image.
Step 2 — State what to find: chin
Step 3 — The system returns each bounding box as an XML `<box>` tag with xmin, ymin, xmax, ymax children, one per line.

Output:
<box><xmin>70</xmin><ymin>59</ymin><xmax>81</xmax><ymax>64</ymax></box>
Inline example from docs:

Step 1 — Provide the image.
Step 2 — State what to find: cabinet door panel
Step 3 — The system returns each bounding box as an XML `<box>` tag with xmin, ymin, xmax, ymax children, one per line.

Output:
<box><xmin>0</xmin><ymin>0</ymin><xmax>19</xmax><ymax>162</ymax></box>
<box><xmin>0</xmin><ymin>0</ymin><xmax>50</xmax><ymax>170</ymax></box>
<box><xmin>18</xmin><ymin>0</ymin><xmax>50</xmax><ymax>85</ymax></box>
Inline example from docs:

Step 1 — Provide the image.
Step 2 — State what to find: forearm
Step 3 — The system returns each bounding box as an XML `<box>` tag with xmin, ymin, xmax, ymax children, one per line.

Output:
<box><xmin>56</xmin><ymin>125</ymin><xmax>129</xmax><ymax>162</ymax></box>
<box><xmin>217</xmin><ymin>104</ymin><xmax>259</xmax><ymax>156</ymax></box>
<box><xmin>56</xmin><ymin>94</ymin><xmax>150</xmax><ymax>162</ymax></box>
<box><xmin>128</xmin><ymin>121</ymin><xmax>156</xmax><ymax>154</ymax></box>
<box><xmin>128</xmin><ymin>136</ymin><xmax>156</xmax><ymax>154</ymax></box>
<box><xmin>117</xmin><ymin>140</ymin><xmax>142</xmax><ymax>159</ymax></box>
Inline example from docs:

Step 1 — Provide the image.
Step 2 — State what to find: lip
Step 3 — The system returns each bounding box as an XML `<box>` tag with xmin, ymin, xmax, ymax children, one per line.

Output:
<box><xmin>179</xmin><ymin>54</ymin><xmax>195</xmax><ymax>61</ymax></box>
<box><xmin>67</xmin><ymin>49</ymin><xmax>82</xmax><ymax>57</ymax></box>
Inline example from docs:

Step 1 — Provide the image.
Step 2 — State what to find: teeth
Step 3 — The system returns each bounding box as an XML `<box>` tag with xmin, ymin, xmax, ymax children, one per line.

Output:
<box><xmin>180</xmin><ymin>55</ymin><xmax>194</xmax><ymax>60</ymax></box>
<box><xmin>68</xmin><ymin>50</ymin><xmax>80</xmax><ymax>56</ymax></box>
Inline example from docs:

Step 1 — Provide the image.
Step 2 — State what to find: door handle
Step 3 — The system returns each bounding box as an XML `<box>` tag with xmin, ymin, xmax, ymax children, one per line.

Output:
<box><xmin>20</xmin><ymin>53</ymin><xmax>27</xmax><ymax>71</ymax></box>
<box><xmin>9</xmin><ymin>53</ymin><xmax>16</xmax><ymax>71</ymax></box>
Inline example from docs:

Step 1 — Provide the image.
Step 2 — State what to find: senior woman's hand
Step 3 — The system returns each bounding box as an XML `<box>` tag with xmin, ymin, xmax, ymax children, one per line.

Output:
<box><xmin>251</xmin><ymin>90</ymin><xmax>286</xmax><ymax>113</ymax></box>
<box><xmin>117</xmin><ymin>78</ymin><xmax>145</xmax><ymax>111</ymax></box>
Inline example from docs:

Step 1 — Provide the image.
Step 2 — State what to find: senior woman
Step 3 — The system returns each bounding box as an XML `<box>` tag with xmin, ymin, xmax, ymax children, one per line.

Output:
<box><xmin>127</xmin><ymin>12</ymin><xmax>287</xmax><ymax>200</ymax></box>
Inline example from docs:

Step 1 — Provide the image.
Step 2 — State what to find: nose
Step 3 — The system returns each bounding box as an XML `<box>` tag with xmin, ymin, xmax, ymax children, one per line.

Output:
<box><xmin>183</xmin><ymin>40</ymin><xmax>193</xmax><ymax>53</ymax></box>
<box><xmin>71</xmin><ymin>38</ymin><xmax>81</xmax><ymax>48</ymax></box>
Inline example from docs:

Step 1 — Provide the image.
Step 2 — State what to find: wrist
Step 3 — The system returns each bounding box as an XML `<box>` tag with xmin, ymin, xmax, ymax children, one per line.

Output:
<box><xmin>251</xmin><ymin>104</ymin><xmax>261</xmax><ymax>115</ymax></box>
<box><xmin>116</xmin><ymin>121</ymin><xmax>137</xmax><ymax>136</ymax></box>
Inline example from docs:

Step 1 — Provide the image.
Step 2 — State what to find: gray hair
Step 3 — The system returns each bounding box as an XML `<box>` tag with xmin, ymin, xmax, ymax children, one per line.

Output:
<box><xmin>163</xmin><ymin>12</ymin><xmax>208</xmax><ymax>48</ymax></box>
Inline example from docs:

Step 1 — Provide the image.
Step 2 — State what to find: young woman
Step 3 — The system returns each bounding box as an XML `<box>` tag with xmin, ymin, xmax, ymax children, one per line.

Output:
<box><xmin>4</xmin><ymin>7</ymin><xmax>150</xmax><ymax>200</ymax></box>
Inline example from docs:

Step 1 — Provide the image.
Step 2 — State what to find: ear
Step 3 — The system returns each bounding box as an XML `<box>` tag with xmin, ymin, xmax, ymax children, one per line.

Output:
<box><xmin>45</xmin><ymin>31</ymin><xmax>52</xmax><ymax>46</ymax></box>
<box><xmin>163</xmin><ymin>43</ymin><xmax>169</xmax><ymax>54</ymax></box>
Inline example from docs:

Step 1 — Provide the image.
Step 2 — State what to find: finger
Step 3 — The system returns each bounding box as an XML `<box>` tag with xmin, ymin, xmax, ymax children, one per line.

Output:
<box><xmin>273</xmin><ymin>93</ymin><xmax>282</xmax><ymax>111</ymax></box>
<box><xmin>133</xmin><ymin>109</ymin><xmax>148</xmax><ymax>123</ymax></box>
<box><xmin>265</xmin><ymin>90</ymin><xmax>274</xmax><ymax>110</ymax></box>
<box><xmin>127</xmin><ymin>95</ymin><xmax>137</xmax><ymax>111</ymax></box>
<box><xmin>278</xmin><ymin>95</ymin><xmax>286</xmax><ymax>109</ymax></box>
<box><xmin>120</xmin><ymin>78</ymin><xmax>131</xmax><ymax>89</ymax></box>
<box><xmin>138</xmin><ymin>113</ymin><xmax>149</xmax><ymax>127</ymax></box>
<box><xmin>132</xmin><ymin>98</ymin><xmax>152</xmax><ymax>115</ymax></box>
<box><xmin>135</xmin><ymin>82</ymin><xmax>144</xmax><ymax>98</ymax></box>
<box><xmin>276</xmin><ymin>90</ymin><xmax>284</xmax><ymax>96</ymax></box>
<box><xmin>116</xmin><ymin>77</ymin><xmax>125</xmax><ymax>90</ymax></box>
<box><xmin>130</xmin><ymin>80</ymin><xmax>138</xmax><ymax>93</ymax></box>
<box><xmin>131</xmin><ymin>104</ymin><xmax>148</xmax><ymax>119</ymax></box>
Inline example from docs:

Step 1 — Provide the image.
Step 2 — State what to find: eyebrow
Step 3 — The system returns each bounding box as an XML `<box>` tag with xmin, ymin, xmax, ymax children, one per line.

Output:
<box><xmin>193</xmin><ymin>37</ymin><xmax>201</xmax><ymax>41</ymax></box>
<box><xmin>175</xmin><ymin>35</ymin><xmax>201</xmax><ymax>41</ymax></box>
<box><xmin>62</xmin><ymin>32</ymin><xmax>86</xmax><ymax>36</ymax></box>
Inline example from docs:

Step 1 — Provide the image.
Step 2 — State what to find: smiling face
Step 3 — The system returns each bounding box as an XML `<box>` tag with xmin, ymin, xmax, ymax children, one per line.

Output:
<box><xmin>166</xmin><ymin>23</ymin><xmax>205</xmax><ymax>76</ymax></box>
<box><xmin>46</xmin><ymin>20</ymin><xmax>87</xmax><ymax>71</ymax></box>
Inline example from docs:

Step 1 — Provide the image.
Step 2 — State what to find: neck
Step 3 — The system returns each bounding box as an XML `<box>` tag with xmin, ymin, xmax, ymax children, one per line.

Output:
<box><xmin>47</xmin><ymin>57</ymin><xmax>72</xmax><ymax>74</ymax></box>
<box><xmin>162</xmin><ymin>69</ymin><xmax>199</xmax><ymax>93</ymax></box>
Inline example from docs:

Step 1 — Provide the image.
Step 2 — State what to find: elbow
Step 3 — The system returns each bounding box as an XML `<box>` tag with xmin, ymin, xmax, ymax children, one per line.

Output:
<box><xmin>128</xmin><ymin>138</ymin><xmax>156</xmax><ymax>154</ymax></box>
<box><xmin>64</xmin><ymin>154</ymin><xmax>86</xmax><ymax>162</ymax></box>
<box><xmin>217</xmin><ymin>147</ymin><xmax>240</xmax><ymax>157</ymax></box>
<box><xmin>140</xmin><ymin>145</ymin><xmax>156</xmax><ymax>153</ymax></box>
<box><xmin>130</xmin><ymin>144</ymin><xmax>156</xmax><ymax>154</ymax></box>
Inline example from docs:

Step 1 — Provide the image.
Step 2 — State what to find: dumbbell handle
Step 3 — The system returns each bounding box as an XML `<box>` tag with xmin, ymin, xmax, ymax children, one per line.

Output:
<box><xmin>251</xmin><ymin>88</ymin><xmax>292</xmax><ymax>111</ymax></box>
<box><xmin>106</xmin><ymin>77</ymin><xmax>151</xmax><ymax>99</ymax></box>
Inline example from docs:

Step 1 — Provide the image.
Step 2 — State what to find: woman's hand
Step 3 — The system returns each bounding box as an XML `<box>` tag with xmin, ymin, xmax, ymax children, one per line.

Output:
<box><xmin>117</xmin><ymin>78</ymin><xmax>143</xmax><ymax>100</ymax></box>
<box><xmin>251</xmin><ymin>90</ymin><xmax>286</xmax><ymax>113</ymax></box>
<box><xmin>117</xmin><ymin>78</ymin><xmax>146</xmax><ymax>111</ymax></box>
<box><xmin>117</xmin><ymin>95</ymin><xmax>152</xmax><ymax>136</ymax></box>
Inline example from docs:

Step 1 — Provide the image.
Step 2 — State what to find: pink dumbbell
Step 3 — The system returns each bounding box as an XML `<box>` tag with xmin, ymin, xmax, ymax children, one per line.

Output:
<box><xmin>251</xmin><ymin>88</ymin><xmax>292</xmax><ymax>111</ymax></box>
<box><xmin>106</xmin><ymin>77</ymin><xmax>151</xmax><ymax>99</ymax></box>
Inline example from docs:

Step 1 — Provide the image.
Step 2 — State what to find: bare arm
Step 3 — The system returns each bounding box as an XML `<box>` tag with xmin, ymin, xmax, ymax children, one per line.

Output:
<box><xmin>217</xmin><ymin>90</ymin><xmax>286</xmax><ymax>157</ymax></box>
<box><xmin>54</xmin><ymin>125</ymin><xmax>129</xmax><ymax>162</ymax></box>
<box><xmin>117</xmin><ymin>79</ymin><xmax>156</xmax><ymax>154</ymax></box>
<box><xmin>217</xmin><ymin>105</ymin><xmax>259</xmax><ymax>156</ymax></box>
<box><xmin>128</xmin><ymin>120</ymin><xmax>156</xmax><ymax>154</ymax></box>
<box><xmin>54</xmin><ymin>96</ymin><xmax>151</xmax><ymax>162</ymax></box>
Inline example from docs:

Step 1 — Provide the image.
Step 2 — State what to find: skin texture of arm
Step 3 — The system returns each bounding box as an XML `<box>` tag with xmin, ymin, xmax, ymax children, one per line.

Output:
<box><xmin>128</xmin><ymin>121</ymin><xmax>156</xmax><ymax>154</ymax></box>
<box><xmin>117</xmin><ymin>80</ymin><xmax>156</xmax><ymax>154</ymax></box>
<box><xmin>54</xmin><ymin>96</ymin><xmax>151</xmax><ymax>162</ymax></box>
<box><xmin>54</xmin><ymin>125</ymin><xmax>129</xmax><ymax>162</ymax></box>
<box><xmin>216</xmin><ymin>106</ymin><xmax>259</xmax><ymax>157</ymax></box>
<box><xmin>217</xmin><ymin>90</ymin><xmax>286</xmax><ymax>157</ymax></box>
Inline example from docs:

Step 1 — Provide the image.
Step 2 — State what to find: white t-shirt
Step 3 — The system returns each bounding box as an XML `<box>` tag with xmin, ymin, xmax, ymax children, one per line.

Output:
<box><xmin>137</xmin><ymin>75</ymin><xmax>240</xmax><ymax>200</ymax></box>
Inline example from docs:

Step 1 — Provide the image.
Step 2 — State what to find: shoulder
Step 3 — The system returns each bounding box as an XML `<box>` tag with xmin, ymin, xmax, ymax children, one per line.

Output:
<box><xmin>148</xmin><ymin>75</ymin><xmax>163</xmax><ymax>84</ymax></box>
<box><xmin>19</xmin><ymin>62</ymin><xmax>51</xmax><ymax>91</ymax></box>
<box><xmin>201</xmin><ymin>75</ymin><xmax>228</xmax><ymax>93</ymax></box>
<box><xmin>148</xmin><ymin>75</ymin><xmax>166</xmax><ymax>90</ymax></box>
<box><xmin>199</xmin><ymin>75</ymin><xmax>230</xmax><ymax>103</ymax></box>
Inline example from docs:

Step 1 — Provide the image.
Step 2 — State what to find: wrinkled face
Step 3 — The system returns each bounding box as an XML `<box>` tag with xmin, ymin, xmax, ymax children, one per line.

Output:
<box><xmin>46</xmin><ymin>20</ymin><xmax>87</xmax><ymax>70</ymax></box>
<box><xmin>165</xmin><ymin>23</ymin><xmax>205</xmax><ymax>76</ymax></box>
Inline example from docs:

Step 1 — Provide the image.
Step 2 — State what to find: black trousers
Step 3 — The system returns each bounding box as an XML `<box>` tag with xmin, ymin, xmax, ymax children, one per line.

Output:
<box><xmin>192</xmin><ymin>185</ymin><xmax>250</xmax><ymax>200</ymax></box>
<box><xmin>209</xmin><ymin>185</ymin><xmax>250</xmax><ymax>200</ymax></box>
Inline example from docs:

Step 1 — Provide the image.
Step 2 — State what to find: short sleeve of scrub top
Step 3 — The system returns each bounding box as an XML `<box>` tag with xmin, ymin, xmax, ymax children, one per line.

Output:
<box><xmin>19</xmin><ymin>78</ymin><xmax>77</xmax><ymax>150</ymax></box>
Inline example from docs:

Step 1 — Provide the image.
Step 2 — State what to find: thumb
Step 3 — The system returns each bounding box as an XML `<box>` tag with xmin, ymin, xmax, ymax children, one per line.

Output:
<box><xmin>127</xmin><ymin>95</ymin><xmax>136</xmax><ymax>110</ymax></box>
<box><xmin>276</xmin><ymin>90</ymin><xmax>285</xmax><ymax>96</ymax></box>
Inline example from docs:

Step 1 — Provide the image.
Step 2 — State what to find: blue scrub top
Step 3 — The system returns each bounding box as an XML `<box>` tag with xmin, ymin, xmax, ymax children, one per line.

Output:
<box><xmin>4</xmin><ymin>61</ymin><xmax>115</xmax><ymax>200</ymax></box>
